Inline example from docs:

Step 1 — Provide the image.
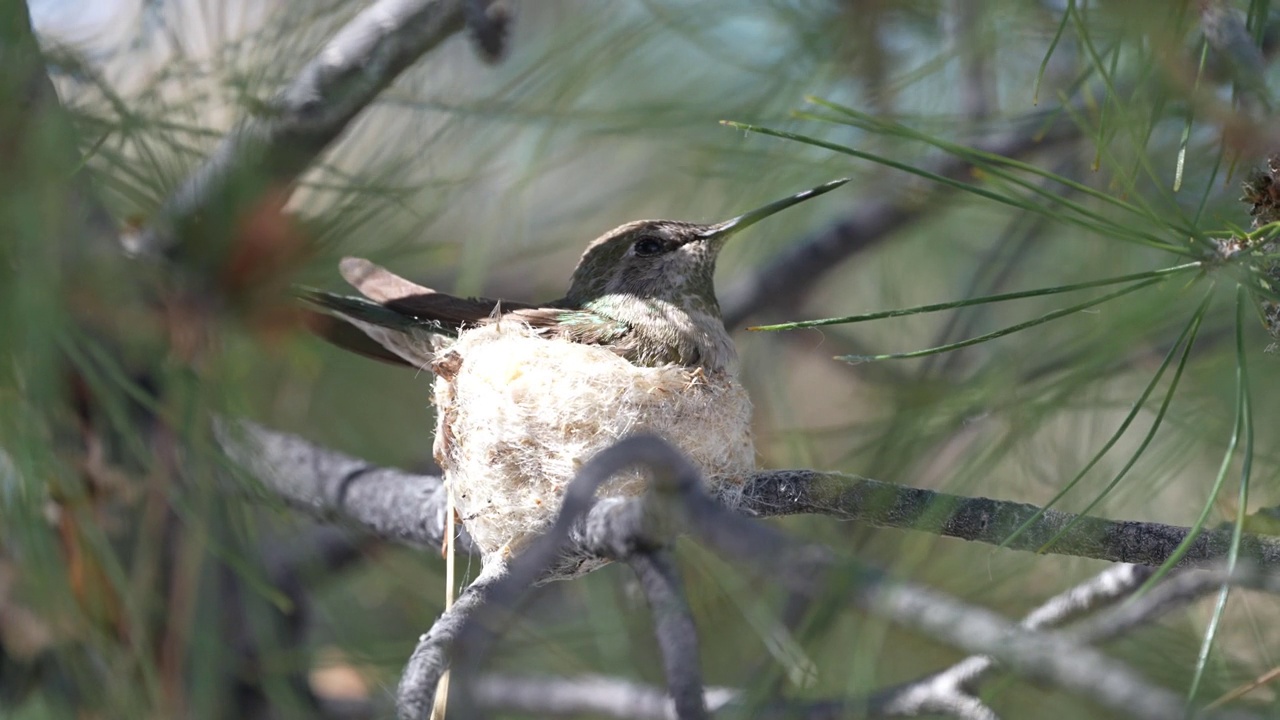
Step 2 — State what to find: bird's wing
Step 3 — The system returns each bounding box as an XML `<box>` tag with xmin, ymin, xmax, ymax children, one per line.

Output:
<box><xmin>301</xmin><ymin>257</ymin><xmax>637</xmax><ymax>366</ymax></box>
<box><xmin>507</xmin><ymin>307</ymin><xmax>636</xmax><ymax>355</ymax></box>
<box><xmin>298</xmin><ymin>286</ymin><xmax>447</xmax><ymax>335</ymax></box>
<box><xmin>340</xmin><ymin>257</ymin><xmax>534</xmax><ymax>328</ymax></box>
<box><xmin>296</xmin><ymin>287</ymin><xmax>450</xmax><ymax>367</ymax></box>
<box><xmin>339</xmin><ymin>256</ymin><xmax>432</xmax><ymax>302</ymax></box>
<box><xmin>299</xmin><ymin>309</ymin><xmax>415</xmax><ymax>366</ymax></box>
<box><xmin>301</xmin><ymin>257</ymin><xmax>541</xmax><ymax>367</ymax></box>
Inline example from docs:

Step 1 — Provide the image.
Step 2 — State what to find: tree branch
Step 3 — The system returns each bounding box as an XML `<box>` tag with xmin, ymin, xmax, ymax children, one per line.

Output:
<box><xmin>471</xmin><ymin>672</ymin><xmax>991</xmax><ymax>720</ymax></box>
<box><xmin>741</xmin><ymin>469</ymin><xmax>1280</xmax><ymax>568</ymax></box>
<box><xmin>137</xmin><ymin>0</ymin><xmax>479</xmax><ymax>259</ymax></box>
<box><xmin>211</xmin><ymin>426</ymin><xmax>1273</xmax><ymax>718</ymax></box>
<box><xmin>214</xmin><ymin>418</ymin><xmax>469</xmax><ymax>551</ymax></box>
<box><xmin>417</xmin><ymin>436</ymin><xmax>1258</xmax><ymax>720</ymax></box>
<box><xmin>472</xmin><ymin>674</ymin><xmax>736</xmax><ymax>720</ymax></box>
<box><xmin>217</xmin><ymin>420</ymin><xmax>1280</xmax><ymax>574</ymax></box>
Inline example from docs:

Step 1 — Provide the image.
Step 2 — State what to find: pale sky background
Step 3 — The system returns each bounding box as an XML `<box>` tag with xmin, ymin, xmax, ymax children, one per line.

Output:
<box><xmin>29</xmin><ymin>0</ymin><xmax>139</xmax><ymax>49</ymax></box>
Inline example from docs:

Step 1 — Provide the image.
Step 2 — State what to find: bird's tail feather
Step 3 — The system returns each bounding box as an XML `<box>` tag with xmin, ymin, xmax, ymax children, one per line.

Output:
<box><xmin>296</xmin><ymin>287</ymin><xmax>448</xmax><ymax>367</ymax></box>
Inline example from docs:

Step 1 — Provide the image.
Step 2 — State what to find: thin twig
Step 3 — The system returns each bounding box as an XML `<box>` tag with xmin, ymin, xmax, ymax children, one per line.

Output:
<box><xmin>396</xmin><ymin>561</ymin><xmax>506</xmax><ymax>720</ymax></box>
<box><xmin>1071</xmin><ymin>564</ymin><xmax>1277</xmax><ymax>645</ymax></box>
<box><xmin>865</xmin><ymin>564</ymin><xmax>1153</xmax><ymax>716</ymax></box>
<box><xmin>629</xmin><ymin>551</ymin><xmax>707</xmax><ymax>720</ymax></box>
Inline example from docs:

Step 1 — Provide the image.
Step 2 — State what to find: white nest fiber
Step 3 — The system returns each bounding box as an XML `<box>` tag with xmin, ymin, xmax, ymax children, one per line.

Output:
<box><xmin>433</xmin><ymin>322</ymin><xmax>755</xmax><ymax>562</ymax></box>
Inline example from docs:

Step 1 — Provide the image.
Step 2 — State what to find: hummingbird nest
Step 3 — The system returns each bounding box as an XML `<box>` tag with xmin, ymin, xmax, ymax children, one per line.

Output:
<box><xmin>433</xmin><ymin>322</ymin><xmax>756</xmax><ymax>563</ymax></box>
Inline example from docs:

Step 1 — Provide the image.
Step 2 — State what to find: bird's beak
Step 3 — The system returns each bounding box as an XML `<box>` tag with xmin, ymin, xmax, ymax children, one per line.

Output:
<box><xmin>698</xmin><ymin>177</ymin><xmax>849</xmax><ymax>243</ymax></box>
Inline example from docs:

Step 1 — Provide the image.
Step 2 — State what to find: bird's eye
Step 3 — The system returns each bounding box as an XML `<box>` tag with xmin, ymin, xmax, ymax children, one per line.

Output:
<box><xmin>633</xmin><ymin>236</ymin><xmax>666</xmax><ymax>257</ymax></box>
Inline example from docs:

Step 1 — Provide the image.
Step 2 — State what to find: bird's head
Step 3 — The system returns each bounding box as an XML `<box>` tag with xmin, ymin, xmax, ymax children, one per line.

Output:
<box><xmin>564</xmin><ymin>178</ymin><xmax>849</xmax><ymax>316</ymax></box>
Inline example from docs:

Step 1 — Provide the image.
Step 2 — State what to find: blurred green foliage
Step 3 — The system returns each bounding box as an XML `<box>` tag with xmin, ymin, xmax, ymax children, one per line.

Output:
<box><xmin>4</xmin><ymin>0</ymin><xmax>1280</xmax><ymax>717</ymax></box>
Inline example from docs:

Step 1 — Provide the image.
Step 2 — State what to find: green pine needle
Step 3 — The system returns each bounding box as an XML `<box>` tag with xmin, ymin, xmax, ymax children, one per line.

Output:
<box><xmin>837</xmin><ymin>276</ymin><xmax>1172</xmax><ymax>363</ymax></box>
<box><xmin>750</xmin><ymin>263</ymin><xmax>1202</xmax><ymax>332</ymax></box>
<box><xmin>996</xmin><ymin>290</ymin><xmax>1210</xmax><ymax>552</ymax></box>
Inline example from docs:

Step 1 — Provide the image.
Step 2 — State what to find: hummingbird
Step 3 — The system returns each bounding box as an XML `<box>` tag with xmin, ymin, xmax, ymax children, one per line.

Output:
<box><xmin>301</xmin><ymin>178</ymin><xmax>848</xmax><ymax>565</ymax></box>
